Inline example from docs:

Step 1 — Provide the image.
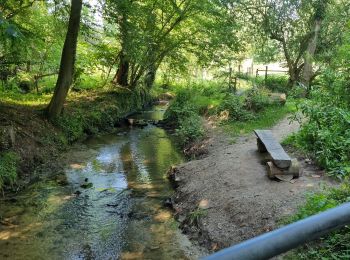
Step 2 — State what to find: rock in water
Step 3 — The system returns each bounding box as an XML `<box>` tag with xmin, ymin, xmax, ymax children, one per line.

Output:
<box><xmin>80</xmin><ymin>182</ymin><xmax>93</xmax><ymax>189</ymax></box>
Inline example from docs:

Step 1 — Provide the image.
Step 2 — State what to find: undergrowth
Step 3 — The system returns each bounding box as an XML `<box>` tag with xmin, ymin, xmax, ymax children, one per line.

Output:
<box><xmin>285</xmin><ymin>182</ymin><xmax>350</xmax><ymax>259</ymax></box>
<box><xmin>223</xmin><ymin>101</ymin><xmax>296</xmax><ymax>136</ymax></box>
<box><xmin>0</xmin><ymin>151</ymin><xmax>19</xmax><ymax>192</ymax></box>
<box><xmin>238</xmin><ymin>74</ymin><xmax>289</xmax><ymax>93</ymax></box>
<box><xmin>164</xmin><ymin>80</ymin><xmax>294</xmax><ymax>146</ymax></box>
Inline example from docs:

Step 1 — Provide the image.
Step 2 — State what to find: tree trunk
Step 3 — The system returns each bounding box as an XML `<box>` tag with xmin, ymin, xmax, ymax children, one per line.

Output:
<box><xmin>113</xmin><ymin>52</ymin><xmax>129</xmax><ymax>86</ymax></box>
<box><xmin>47</xmin><ymin>0</ymin><xmax>82</xmax><ymax>120</ymax></box>
<box><xmin>144</xmin><ymin>63</ymin><xmax>156</xmax><ymax>89</ymax></box>
<box><xmin>301</xmin><ymin>19</ymin><xmax>321</xmax><ymax>91</ymax></box>
<box><xmin>287</xmin><ymin>67</ymin><xmax>298</xmax><ymax>88</ymax></box>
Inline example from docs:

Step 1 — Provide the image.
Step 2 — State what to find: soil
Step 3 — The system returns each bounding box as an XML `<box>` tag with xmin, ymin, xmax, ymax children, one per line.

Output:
<box><xmin>171</xmin><ymin>117</ymin><xmax>337</xmax><ymax>252</ymax></box>
<box><xmin>0</xmin><ymin>104</ymin><xmax>62</xmax><ymax>185</ymax></box>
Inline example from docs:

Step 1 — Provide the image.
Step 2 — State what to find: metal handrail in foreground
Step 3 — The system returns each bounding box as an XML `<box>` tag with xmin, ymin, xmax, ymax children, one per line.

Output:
<box><xmin>203</xmin><ymin>202</ymin><xmax>350</xmax><ymax>260</ymax></box>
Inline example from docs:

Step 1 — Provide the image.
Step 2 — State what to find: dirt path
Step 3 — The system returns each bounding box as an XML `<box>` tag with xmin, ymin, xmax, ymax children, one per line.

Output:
<box><xmin>172</xmin><ymin>117</ymin><xmax>337</xmax><ymax>252</ymax></box>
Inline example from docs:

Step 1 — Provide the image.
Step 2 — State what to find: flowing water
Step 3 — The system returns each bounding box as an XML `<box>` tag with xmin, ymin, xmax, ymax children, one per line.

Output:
<box><xmin>0</xmin><ymin>105</ymin><xmax>202</xmax><ymax>260</ymax></box>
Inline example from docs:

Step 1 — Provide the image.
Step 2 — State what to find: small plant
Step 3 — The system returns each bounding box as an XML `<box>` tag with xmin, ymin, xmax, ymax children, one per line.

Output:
<box><xmin>188</xmin><ymin>207</ymin><xmax>207</xmax><ymax>226</ymax></box>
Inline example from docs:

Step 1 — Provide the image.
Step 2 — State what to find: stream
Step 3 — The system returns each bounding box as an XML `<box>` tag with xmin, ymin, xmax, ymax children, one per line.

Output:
<box><xmin>0</xmin><ymin>105</ymin><xmax>202</xmax><ymax>260</ymax></box>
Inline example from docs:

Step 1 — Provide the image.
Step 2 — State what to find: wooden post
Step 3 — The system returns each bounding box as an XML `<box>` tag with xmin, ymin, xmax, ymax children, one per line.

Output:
<box><xmin>265</xmin><ymin>66</ymin><xmax>268</xmax><ymax>86</ymax></box>
<box><xmin>256</xmin><ymin>69</ymin><xmax>259</xmax><ymax>77</ymax></box>
<box><xmin>238</xmin><ymin>64</ymin><xmax>241</xmax><ymax>75</ymax></box>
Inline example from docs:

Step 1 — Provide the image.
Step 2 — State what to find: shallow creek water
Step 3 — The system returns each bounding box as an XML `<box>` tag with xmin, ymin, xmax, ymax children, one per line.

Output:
<box><xmin>0</xmin><ymin>105</ymin><xmax>202</xmax><ymax>260</ymax></box>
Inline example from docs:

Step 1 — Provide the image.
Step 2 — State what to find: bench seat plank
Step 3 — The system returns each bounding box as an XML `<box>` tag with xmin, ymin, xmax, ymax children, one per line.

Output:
<box><xmin>254</xmin><ymin>130</ymin><xmax>291</xmax><ymax>169</ymax></box>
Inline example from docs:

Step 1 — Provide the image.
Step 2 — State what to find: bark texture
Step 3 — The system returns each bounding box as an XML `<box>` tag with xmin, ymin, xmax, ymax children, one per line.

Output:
<box><xmin>47</xmin><ymin>0</ymin><xmax>82</xmax><ymax>120</ymax></box>
<box><xmin>113</xmin><ymin>52</ymin><xmax>129</xmax><ymax>86</ymax></box>
<box><xmin>301</xmin><ymin>20</ymin><xmax>322</xmax><ymax>90</ymax></box>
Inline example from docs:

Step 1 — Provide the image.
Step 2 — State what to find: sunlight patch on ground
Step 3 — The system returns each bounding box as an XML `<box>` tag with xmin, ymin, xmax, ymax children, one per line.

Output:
<box><xmin>70</xmin><ymin>163</ymin><xmax>85</xmax><ymax>169</ymax></box>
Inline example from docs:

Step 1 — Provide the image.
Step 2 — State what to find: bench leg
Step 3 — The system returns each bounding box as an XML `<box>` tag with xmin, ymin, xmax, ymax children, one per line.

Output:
<box><xmin>257</xmin><ymin>139</ymin><xmax>267</xmax><ymax>153</ymax></box>
<box><xmin>266</xmin><ymin>159</ymin><xmax>301</xmax><ymax>179</ymax></box>
<box><xmin>266</xmin><ymin>161</ymin><xmax>282</xmax><ymax>179</ymax></box>
<box><xmin>287</xmin><ymin>159</ymin><xmax>301</xmax><ymax>177</ymax></box>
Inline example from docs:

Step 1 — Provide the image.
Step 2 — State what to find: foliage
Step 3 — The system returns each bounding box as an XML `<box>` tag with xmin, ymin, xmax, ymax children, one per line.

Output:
<box><xmin>286</xmin><ymin>182</ymin><xmax>350</xmax><ymax>259</ymax></box>
<box><xmin>165</xmin><ymin>80</ymin><xmax>290</xmax><ymax>145</ymax></box>
<box><xmin>223</xmin><ymin>101</ymin><xmax>296</xmax><ymax>136</ymax></box>
<box><xmin>164</xmin><ymin>89</ymin><xmax>205</xmax><ymax>146</ymax></box>
<box><xmin>176</xmin><ymin>114</ymin><xmax>205</xmax><ymax>146</ymax></box>
<box><xmin>54</xmin><ymin>90</ymin><xmax>150</xmax><ymax>143</ymax></box>
<box><xmin>217</xmin><ymin>94</ymin><xmax>254</xmax><ymax>121</ymax></box>
<box><xmin>0</xmin><ymin>151</ymin><xmax>19</xmax><ymax>191</ymax></box>
<box><xmin>290</xmin><ymin>93</ymin><xmax>350</xmax><ymax>178</ymax></box>
<box><xmin>254</xmin><ymin>75</ymin><xmax>289</xmax><ymax>93</ymax></box>
<box><xmin>289</xmin><ymin>26</ymin><xmax>350</xmax><ymax>178</ymax></box>
<box><xmin>244</xmin><ymin>88</ymin><xmax>272</xmax><ymax>112</ymax></box>
<box><xmin>164</xmin><ymin>90</ymin><xmax>198</xmax><ymax>126</ymax></box>
<box><xmin>247</xmin><ymin>0</ymin><xmax>329</xmax><ymax>86</ymax></box>
<box><xmin>188</xmin><ymin>208</ymin><xmax>207</xmax><ymax>227</ymax></box>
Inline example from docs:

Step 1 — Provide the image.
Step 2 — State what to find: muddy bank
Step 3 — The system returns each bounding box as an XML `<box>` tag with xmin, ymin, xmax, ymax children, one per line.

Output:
<box><xmin>170</xmin><ymin>117</ymin><xmax>337</xmax><ymax>252</ymax></box>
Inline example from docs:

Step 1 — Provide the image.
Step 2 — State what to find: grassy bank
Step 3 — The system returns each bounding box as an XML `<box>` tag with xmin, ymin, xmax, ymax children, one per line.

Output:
<box><xmin>222</xmin><ymin>101</ymin><xmax>297</xmax><ymax>137</ymax></box>
<box><xmin>0</xmin><ymin>87</ymin><xmax>153</xmax><ymax>193</ymax></box>
<box><xmin>163</xmin><ymin>80</ymin><xmax>295</xmax><ymax>148</ymax></box>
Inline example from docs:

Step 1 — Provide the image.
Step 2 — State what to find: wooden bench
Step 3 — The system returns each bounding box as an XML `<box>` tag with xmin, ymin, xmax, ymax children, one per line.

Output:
<box><xmin>254</xmin><ymin>130</ymin><xmax>300</xmax><ymax>179</ymax></box>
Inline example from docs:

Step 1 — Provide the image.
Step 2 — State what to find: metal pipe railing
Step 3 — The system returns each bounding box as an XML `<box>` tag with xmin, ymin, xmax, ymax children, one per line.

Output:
<box><xmin>203</xmin><ymin>202</ymin><xmax>350</xmax><ymax>260</ymax></box>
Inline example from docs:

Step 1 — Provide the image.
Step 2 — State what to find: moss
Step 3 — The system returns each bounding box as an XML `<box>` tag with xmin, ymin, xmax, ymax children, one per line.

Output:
<box><xmin>0</xmin><ymin>151</ymin><xmax>19</xmax><ymax>191</ymax></box>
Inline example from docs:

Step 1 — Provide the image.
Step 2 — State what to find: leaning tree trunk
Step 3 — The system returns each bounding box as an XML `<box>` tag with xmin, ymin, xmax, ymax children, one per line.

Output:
<box><xmin>47</xmin><ymin>0</ymin><xmax>82</xmax><ymax>120</ymax></box>
<box><xmin>301</xmin><ymin>19</ymin><xmax>321</xmax><ymax>92</ymax></box>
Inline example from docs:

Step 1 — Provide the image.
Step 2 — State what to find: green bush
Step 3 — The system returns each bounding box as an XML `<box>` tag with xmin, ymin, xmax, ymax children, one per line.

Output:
<box><xmin>217</xmin><ymin>94</ymin><xmax>255</xmax><ymax>121</ymax></box>
<box><xmin>164</xmin><ymin>89</ymin><xmax>205</xmax><ymax>146</ymax></box>
<box><xmin>176</xmin><ymin>114</ymin><xmax>204</xmax><ymax>146</ymax></box>
<box><xmin>291</xmin><ymin>89</ymin><xmax>350</xmax><ymax>178</ymax></box>
<box><xmin>55</xmin><ymin>112</ymin><xmax>85</xmax><ymax>143</ymax></box>
<box><xmin>238</xmin><ymin>74</ymin><xmax>289</xmax><ymax>93</ymax></box>
<box><xmin>164</xmin><ymin>90</ymin><xmax>197</xmax><ymax>126</ymax></box>
<box><xmin>255</xmin><ymin>75</ymin><xmax>289</xmax><ymax>93</ymax></box>
<box><xmin>287</xmin><ymin>183</ymin><xmax>350</xmax><ymax>259</ymax></box>
<box><xmin>0</xmin><ymin>152</ymin><xmax>19</xmax><ymax>191</ymax></box>
<box><xmin>244</xmin><ymin>88</ymin><xmax>272</xmax><ymax>112</ymax></box>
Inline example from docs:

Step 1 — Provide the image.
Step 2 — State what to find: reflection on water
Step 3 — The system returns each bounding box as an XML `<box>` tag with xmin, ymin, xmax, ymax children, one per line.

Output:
<box><xmin>0</xmin><ymin>105</ymin><xmax>202</xmax><ymax>260</ymax></box>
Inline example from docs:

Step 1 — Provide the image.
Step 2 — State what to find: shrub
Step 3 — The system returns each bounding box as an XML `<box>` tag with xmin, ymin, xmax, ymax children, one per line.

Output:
<box><xmin>254</xmin><ymin>75</ymin><xmax>289</xmax><ymax>93</ymax></box>
<box><xmin>164</xmin><ymin>89</ymin><xmax>205</xmax><ymax>147</ymax></box>
<box><xmin>55</xmin><ymin>112</ymin><xmax>85</xmax><ymax>143</ymax></box>
<box><xmin>217</xmin><ymin>94</ymin><xmax>255</xmax><ymax>121</ymax></box>
<box><xmin>16</xmin><ymin>72</ymin><xmax>33</xmax><ymax>92</ymax></box>
<box><xmin>0</xmin><ymin>151</ymin><xmax>19</xmax><ymax>191</ymax></box>
<box><xmin>244</xmin><ymin>88</ymin><xmax>272</xmax><ymax>112</ymax></box>
<box><xmin>292</xmin><ymin>89</ymin><xmax>350</xmax><ymax>178</ymax></box>
<box><xmin>164</xmin><ymin>90</ymin><xmax>197</xmax><ymax>126</ymax></box>
<box><xmin>286</xmin><ymin>183</ymin><xmax>350</xmax><ymax>259</ymax></box>
<box><xmin>176</xmin><ymin>114</ymin><xmax>204</xmax><ymax>146</ymax></box>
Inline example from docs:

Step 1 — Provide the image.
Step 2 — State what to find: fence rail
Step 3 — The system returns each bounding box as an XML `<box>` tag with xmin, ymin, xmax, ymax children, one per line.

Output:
<box><xmin>203</xmin><ymin>202</ymin><xmax>350</xmax><ymax>260</ymax></box>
